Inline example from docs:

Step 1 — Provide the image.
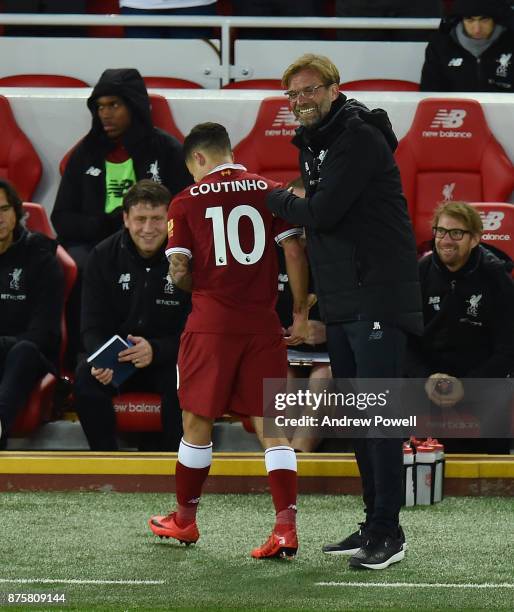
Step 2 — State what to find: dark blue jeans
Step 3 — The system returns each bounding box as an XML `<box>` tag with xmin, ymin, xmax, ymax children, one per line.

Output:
<box><xmin>326</xmin><ymin>320</ymin><xmax>406</xmax><ymax>537</ymax></box>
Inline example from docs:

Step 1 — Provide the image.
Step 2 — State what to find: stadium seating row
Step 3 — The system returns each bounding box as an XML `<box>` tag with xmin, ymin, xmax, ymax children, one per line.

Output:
<box><xmin>5</xmin><ymin>92</ymin><xmax>514</xmax><ymax>438</ymax></box>
<box><xmin>0</xmin><ymin>74</ymin><xmax>420</xmax><ymax>91</ymax></box>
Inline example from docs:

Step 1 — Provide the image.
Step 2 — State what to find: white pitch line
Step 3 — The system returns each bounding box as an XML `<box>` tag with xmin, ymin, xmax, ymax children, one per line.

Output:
<box><xmin>0</xmin><ymin>578</ymin><xmax>165</xmax><ymax>586</ymax></box>
<box><xmin>317</xmin><ymin>582</ymin><xmax>514</xmax><ymax>589</ymax></box>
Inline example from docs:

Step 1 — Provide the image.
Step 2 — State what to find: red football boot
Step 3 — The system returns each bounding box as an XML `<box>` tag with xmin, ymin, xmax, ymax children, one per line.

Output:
<box><xmin>148</xmin><ymin>512</ymin><xmax>199</xmax><ymax>545</ymax></box>
<box><xmin>251</xmin><ymin>528</ymin><xmax>298</xmax><ymax>560</ymax></box>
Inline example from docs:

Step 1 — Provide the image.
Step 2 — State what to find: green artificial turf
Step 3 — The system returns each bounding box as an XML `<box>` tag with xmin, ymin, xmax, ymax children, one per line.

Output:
<box><xmin>0</xmin><ymin>492</ymin><xmax>513</xmax><ymax>611</ymax></box>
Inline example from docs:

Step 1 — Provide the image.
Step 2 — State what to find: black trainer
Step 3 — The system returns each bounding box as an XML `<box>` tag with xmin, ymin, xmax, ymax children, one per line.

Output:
<box><xmin>322</xmin><ymin>523</ymin><xmax>367</xmax><ymax>556</ymax></box>
<box><xmin>348</xmin><ymin>529</ymin><xmax>406</xmax><ymax>570</ymax></box>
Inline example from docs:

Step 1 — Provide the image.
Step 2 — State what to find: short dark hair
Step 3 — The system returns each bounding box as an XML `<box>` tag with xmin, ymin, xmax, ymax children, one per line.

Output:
<box><xmin>183</xmin><ymin>122</ymin><xmax>232</xmax><ymax>161</ymax></box>
<box><xmin>122</xmin><ymin>179</ymin><xmax>171</xmax><ymax>213</ymax></box>
<box><xmin>0</xmin><ymin>179</ymin><xmax>23</xmax><ymax>225</ymax></box>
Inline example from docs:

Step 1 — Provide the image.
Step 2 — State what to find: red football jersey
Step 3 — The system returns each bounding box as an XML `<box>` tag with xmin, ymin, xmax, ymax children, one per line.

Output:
<box><xmin>166</xmin><ymin>163</ymin><xmax>301</xmax><ymax>334</ymax></box>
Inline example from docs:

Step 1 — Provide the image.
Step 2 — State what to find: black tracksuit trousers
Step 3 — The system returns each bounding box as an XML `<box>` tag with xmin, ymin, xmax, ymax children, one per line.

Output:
<box><xmin>326</xmin><ymin>320</ymin><xmax>406</xmax><ymax>537</ymax></box>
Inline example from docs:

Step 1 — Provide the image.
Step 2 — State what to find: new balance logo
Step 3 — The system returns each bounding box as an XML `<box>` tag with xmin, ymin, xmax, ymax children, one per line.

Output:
<box><xmin>480</xmin><ymin>211</ymin><xmax>504</xmax><ymax>231</ymax></box>
<box><xmin>265</xmin><ymin>107</ymin><xmax>299</xmax><ymax>137</ymax></box>
<box><xmin>272</xmin><ymin>107</ymin><xmax>299</xmax><ymax>128</ymax></box>
<box><xmin>480</xmin><ymin>211</ymin><xmax>510</xmax><ymax>241</ymax></box>
<box><xmin>448</xmin><ymin>57</ymin><xmax>463</xmax><ymax>67</ymax></box>
<box><xmin>85</xmin><ymin>166</ymin><xmax>102</xmax><ymax>176</ymax></box>
<box><xmin>423</xmin><ymin>109</ymin><xmax>472</xmax><ymax>139</ymax></box>
<box><xmin>430</xmin><ymin>109</ymin><xmax>466</xmax><ymax>129</ymax></box>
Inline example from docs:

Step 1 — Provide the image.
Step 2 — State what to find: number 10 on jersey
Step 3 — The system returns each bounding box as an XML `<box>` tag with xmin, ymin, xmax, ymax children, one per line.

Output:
<box><xmin>205</xmin><ymin>205</ymin><xmax>266</xmax><ymax>266</ymax></box>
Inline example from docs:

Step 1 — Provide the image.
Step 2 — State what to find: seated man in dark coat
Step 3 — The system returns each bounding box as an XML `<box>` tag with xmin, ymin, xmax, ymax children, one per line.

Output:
<box><xmin>74</xmin><ymin>180</ymin><xmax>190</xmax><ymax>451</ymax></box>
<box><xmin>407</xmin><ymin>201</ymin><xmax>514</xmax><ymax>453</ymax></box>
<box><xmin>0</xmin><ymin>179</ymin><xmax>64</xmax><ymax>447</ymax></box>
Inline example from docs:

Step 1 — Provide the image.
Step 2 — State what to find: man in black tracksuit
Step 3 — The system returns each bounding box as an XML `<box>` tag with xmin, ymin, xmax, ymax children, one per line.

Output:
<box><xmin>407</xmin><ymin>201</ymin><xmax>514</xmax><ymax>453</ymax></box>
<box><xmin>74</xmin><ymin>180</ymin><xmax>190</xmax><ymax>451</ymax></box>
<box><xmin>51</xmin><ymin>68</ymin><xmax>191</xmax><ymax>366</ymax></box>
<box><xmin>267</xmin><ymin>53</ymin><xmax>422</xmax><ymax>570</ymax></box>
<box><xmin>0</xmin><ymin>179</ymin><xmax>63</xmax><ymax>447</ymax></box>
<box><xmin>420</xmin><ymin>0</ymin><xmax>514</xmax><ymax>92</ymax></box>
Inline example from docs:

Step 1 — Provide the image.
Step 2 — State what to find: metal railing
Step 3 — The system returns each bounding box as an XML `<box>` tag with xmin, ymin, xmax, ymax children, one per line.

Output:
<box><xmin>0</xmin><ymin>14</ymin><xmax>440</xmax><ymax>85</ymax></box>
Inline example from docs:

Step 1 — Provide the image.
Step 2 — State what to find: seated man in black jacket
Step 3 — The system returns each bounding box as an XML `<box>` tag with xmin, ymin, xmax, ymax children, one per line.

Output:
<box><xmin>51</xmin><ymin>67</ymin><xmax>191</xmax><ymax>367</ymax></box>
<box><xmin>0</xmin><ymin>179</ymin><xmax>64</xmax><ymax>447</ymax></box>
<box><xmin>407</xmin><ymin>201</ymin><xmax>514</xmax><ymax>452</ymax></box>
<box><xmin>420</xmin><ymin>0</ymin><xmax>514</xmax><ymax>92</ymax></box>
<box><xmin>74</xmin><ymin>180</ymin><xmax>190</xmax><ymax>451</ymax></box>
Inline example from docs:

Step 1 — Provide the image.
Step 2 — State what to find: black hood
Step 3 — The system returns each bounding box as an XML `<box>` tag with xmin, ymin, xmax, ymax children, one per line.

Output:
<box><xmin>293</xmin><ymin>93</ymin><xmax>398</xmax><ymax>153</ymax></box>
<box><xmin>441</xmin><ymin>0</ymin><xmax>510</xmax><ymax>32</ymax></box>
<box><xmin>85</xmin><ymin>68</ymin><xmax>152</xmax><ymax>151</ymax></box>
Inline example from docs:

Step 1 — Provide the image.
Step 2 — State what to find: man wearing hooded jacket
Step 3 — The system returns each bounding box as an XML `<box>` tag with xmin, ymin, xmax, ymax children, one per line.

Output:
<box><xmin>267</xmin><ymin>54</ymin><xmax>422</xmax><ymax>570</ymax></box>
<box><xmin>420</xmin><ymin>0</ymin><xmax>514</xmax><ymax>92</ymax></box>
<box><xmin>0</xmin><ymin>179</ymin><xmax>64</xmax><ymax>448</ymax></box>
<box><xmin>51</xmin><ymin>68</ymin><xmax>191</xmax><ymax>365</ymax></box>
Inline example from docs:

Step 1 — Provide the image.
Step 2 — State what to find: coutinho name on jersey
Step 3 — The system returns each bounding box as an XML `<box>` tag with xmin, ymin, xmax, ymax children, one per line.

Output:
<box><xmin>189</xmin><ymin>179</ymin><xmax>269</xmax><ymax>196</ymax></box>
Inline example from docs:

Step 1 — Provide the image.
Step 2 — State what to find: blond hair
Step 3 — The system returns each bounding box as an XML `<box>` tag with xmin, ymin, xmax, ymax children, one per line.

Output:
<box><xmin>431</xmin><ymin>201</ymin><xmax>483</xmax><ymax>235</ymax></box>
<box><xmin>282</xmin><ymin>54</ymin><xmax>340</xmax><ymax>89</ymax></box>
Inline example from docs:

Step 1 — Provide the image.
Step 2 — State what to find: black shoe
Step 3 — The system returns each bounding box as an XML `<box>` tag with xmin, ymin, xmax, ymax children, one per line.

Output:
<box><xmin>349</xmin><ymin>531</ymin><xmax>405</xmax><ymax>570</ymax></box>
<box><xmin>322</xmin><ymin>522</ymin><xmax>367</xmax><ymax>556</ymax></box>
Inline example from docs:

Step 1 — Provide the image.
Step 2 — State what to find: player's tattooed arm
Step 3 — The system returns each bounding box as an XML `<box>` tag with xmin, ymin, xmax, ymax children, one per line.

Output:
<box><xmin>169</xmin><ymin>253</ymin><xmax>193</xmax><ymax>292</ymax></box>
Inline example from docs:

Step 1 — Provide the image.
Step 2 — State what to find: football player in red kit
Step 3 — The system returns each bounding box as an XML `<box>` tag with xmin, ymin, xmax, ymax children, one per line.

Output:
<box><xmin>148</xmin><ymin>122</ymin><xmax>312</xmax><ymax>559</ymax></box>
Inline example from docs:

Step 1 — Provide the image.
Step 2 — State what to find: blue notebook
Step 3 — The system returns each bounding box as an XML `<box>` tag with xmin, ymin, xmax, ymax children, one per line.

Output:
<box><xmin>86</xmin><ymin>335</ymin><xmax>136</xmax><ymax>387</ymax></box>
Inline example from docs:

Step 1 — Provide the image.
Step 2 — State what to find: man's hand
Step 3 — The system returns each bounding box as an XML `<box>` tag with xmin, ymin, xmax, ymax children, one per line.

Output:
<box><xmin>169</xmin><ymin>253</ymin><xmax>192</xmax><ymax>292</ymax></box>
<box><xmin>285</xmin><ymin>312</ymin><xmax>309</xmax><ymax>346</ymax></box>
<box><xmin>91</xmin><ymin>367</ymin><xmax>113</xmax><ymax>386</ymax></box>
<box><xmin>118</xmin><ymin>335</ymin><xmax>154</xmax><ymax>368</ymax></box>
<box><xmin>425</xmin><ymin>373</ymin><xmax>464</xmax><ymax>408</ymax></box>
<box><xmin>285</xmin><ymin>319</ymin><xmax>326</xmax><ymax>346</ymax></box>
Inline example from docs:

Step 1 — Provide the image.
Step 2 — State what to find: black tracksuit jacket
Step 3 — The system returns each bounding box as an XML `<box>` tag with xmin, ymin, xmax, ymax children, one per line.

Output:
<box><xmin>267</xmin><ymin>94</ymin><xmax>423</xmax><ymax>334</ymax></box>
<box><xmin>81</xmin><ymin>229</ymin><xmax>190</xmax><ymax>364</ymax></box>
<box><xmin>420</xmin><ymin>19</ymin><xmax>514</xmax><ymax>92</ymax></box>
<box><xmin>0</xmin><ymin>228</ymin><xmax>63</xmax><ymax>367</ymax></box>
<box><xmin>51</xmin><ymin>68</ymin><xmax>191</xmax><ymax>248</ymax></box>
<box><xmin>407</xmin><ymin>245</ymin><xmax>514</xmax><ymax>378</ymax></box>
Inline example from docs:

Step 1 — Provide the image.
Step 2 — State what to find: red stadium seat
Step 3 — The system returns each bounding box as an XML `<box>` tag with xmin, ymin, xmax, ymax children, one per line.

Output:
<box><xmin>144</xmin><ymin>76</ymin><xmax>204</xmax><ymax>89</ymax></box>
<box><xmin>232</xmin><ymin>97</ymin><xmax>300</xmax><ymax>185</ymax></box>
<box><xmin>148</xmin><ymin>94</ymin><xmax>185</xmax><ymax>141</ymax></box>
<box><xmin>60</xmin><ymin>94</ymin><xmax>185</xmax><ymax>175</ymax></box>
<box><xmin>223</xmin><ymin>79</ymin><xmax>283</xmax><ymax>90</ymax></box>
<box><xmin>340</xmin><ymin>79</ymin><xmax>419</xmax><ymax>91</ymax></box>
<box><xmin>22</xmin><ymin>201</ymin><xmax>55</xmax><ymax>238</ymax></box>
<box><xmin>0</xmin><ymin>74</ymin><xmax>89</xmax><ymax>87</ymax></box>
<box><xmin>113</xmin><ymin>392</ymin><xmax>162</xmax><ymax>432</ymax></box>
<box><xmin>469</xmin><ymin>202</ymin><xmax>514</xmax><ymax>268</ymax></box>
<box><xmin>395</xmin><ymin>98</ymin><xmax>514</xmax><ymax>248</ymax></box>
<box><xmin>0</xmin><ymin>95</ymin><xmax>42</xmax><ymax>201</ymax></box>
<box><xmin>11</xmin><ymin>209</ymin><xmax>78</xmax><ymax>436</ymax></box>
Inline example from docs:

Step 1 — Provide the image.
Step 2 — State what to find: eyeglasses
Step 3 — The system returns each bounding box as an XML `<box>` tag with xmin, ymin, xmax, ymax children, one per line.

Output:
<box><xmin>432</xmin><ymin>226</ymin><xmax>472</xmax><ymax>241</ymax></box>
<box><xmin>284</xmin><ymin>84</ymin><xmax>329</xmax><ymax>101</ymax></box>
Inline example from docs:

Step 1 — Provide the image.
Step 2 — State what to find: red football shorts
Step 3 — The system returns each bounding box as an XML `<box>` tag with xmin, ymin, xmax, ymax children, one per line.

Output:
<box><xmin>177</xmin><ymin>332</ymin><xmax>287</xmax><ymax>419</ymax></box>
